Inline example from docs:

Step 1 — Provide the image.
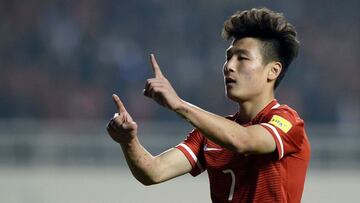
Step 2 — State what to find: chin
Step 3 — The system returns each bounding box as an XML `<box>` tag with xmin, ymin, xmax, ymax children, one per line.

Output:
<box><xmin>225</xmin><ymin>89</ymin><xmax>248</xmax><ymax>103</ymax></box>
<box><xmin>225</xmin><ymin>91</ymin><xmax>240</xmax><ymax>102</ymax></box>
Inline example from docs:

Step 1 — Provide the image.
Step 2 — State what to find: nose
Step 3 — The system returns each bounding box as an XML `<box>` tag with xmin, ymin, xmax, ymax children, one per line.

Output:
<box><xmin>223</xmin><ymin>61</ymin><xmax>235</xmax><ymax>75</ymax></box>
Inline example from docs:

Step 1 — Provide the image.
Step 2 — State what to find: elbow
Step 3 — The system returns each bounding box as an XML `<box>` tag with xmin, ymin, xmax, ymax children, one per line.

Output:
<box><xmin>137</xmin><ymin>178</ymin><xmax>155</xmax><ymax>186</ymax></box>
<box><xmin>227</xmin><ymin>133</ymin><xmax>253</xmax><ymax>154</ymax></box>
<box><xmin>230</xmin><ymin>141</ymin><xmax>251</xmax><ymax>154</ymax></box>
<box><xmin>140</xmin><ymin>179</ymin><xmax>156</xmax><ymax>186</ymax></box>
<box><xmin>134</xmin><ymin>159</ymin><xmax>165</xmax><ymax>186</ymax></box>
<box><xmin>136</xmin><ymin>175</ymin><xmax>161</xmax><ymax>186</ymax></box>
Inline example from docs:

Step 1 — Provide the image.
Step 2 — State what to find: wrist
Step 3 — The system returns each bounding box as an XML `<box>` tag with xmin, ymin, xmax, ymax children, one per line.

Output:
<box><xmin>119</xmin><ymin>136</ymin><xmax>139</xmax><ymax>148</ymax></box>
<box><xmin>173</xmin><ymin>99</ymin><xmax>186</xmax><ymax>113</ymax></box>
<box><xmin>173</xmin><ymin>99</ymin><xmax>194</xmax><ymax>120</ymax></box>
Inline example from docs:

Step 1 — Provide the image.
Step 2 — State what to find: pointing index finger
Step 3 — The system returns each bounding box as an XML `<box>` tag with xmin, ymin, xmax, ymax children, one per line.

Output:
<box><xmin>150</xmin><ymin>54</ymin><xmax>164</xmax><ymax>78</ymax></box>
<box><xmin>112</xmin><ymin>94</ymin><xmax>126</xmax><ymax>113</ymax></box>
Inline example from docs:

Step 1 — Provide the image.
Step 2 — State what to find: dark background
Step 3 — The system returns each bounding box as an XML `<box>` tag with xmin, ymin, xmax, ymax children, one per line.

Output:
<box><xmin>1</xmin><ymin>0</ymin><xmax>358</xmax><ymax>124</ymax></box>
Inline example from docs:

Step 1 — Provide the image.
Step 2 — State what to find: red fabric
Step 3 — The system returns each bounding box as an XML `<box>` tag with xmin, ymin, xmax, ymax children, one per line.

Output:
<box><xmin>175</xmin><ymin>100</ymin><xmax>310</xmax><ymax>203</ymax></box>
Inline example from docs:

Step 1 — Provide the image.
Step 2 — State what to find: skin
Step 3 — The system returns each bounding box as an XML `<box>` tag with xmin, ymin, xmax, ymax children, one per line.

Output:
<box><xmin>106</xmin><ymin>37</ymin><xmax>283</xmax><ymax>185</ymax></box>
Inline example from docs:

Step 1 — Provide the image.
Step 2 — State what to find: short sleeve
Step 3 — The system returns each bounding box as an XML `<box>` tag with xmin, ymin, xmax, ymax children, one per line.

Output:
<box><xmin>260</xmin><ymin>107</ymin><xmax>306</xmax><ymax>160</ymax></box>
<box><xmin>175</xmin><ymin>129</ymin><xmax>206</xmax><ymax>176</ymax></box>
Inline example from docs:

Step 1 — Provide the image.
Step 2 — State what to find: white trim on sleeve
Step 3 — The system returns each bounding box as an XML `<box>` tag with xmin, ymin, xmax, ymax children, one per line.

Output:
<box><xmin>178</xmin><ymin>143</ymin><xmax>204</xmax><ymax>172</ymax></box>
<box><xmin>271</xmin><ymin>103</ymin><xmax>281</xmax><ymax>109</ymax></box>
<box><xmin>261</xmin><ymin>123</ymin><xmax>284</xmax><ymax>159</ymax></box>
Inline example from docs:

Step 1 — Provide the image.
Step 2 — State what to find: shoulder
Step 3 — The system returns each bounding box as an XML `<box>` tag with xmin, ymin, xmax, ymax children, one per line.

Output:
<box><xmin>260</xmin><ymin>103</ymin><xmax>307</xmax><ymax>145</ymax></box>
<box><xmin>263</xmin><ymin>104</ymin><xmax>304</xmax><ymax>129</ymax></box>
<box><xmin>260</xmin><ymin>103</ymin><xmax>310</xmax><ymax>159</ymax></box>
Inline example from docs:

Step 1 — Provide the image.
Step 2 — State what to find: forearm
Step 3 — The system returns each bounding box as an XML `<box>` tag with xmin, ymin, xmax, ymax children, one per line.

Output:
<box><xmin>175</xmin><ymin>100</ymin><xmax>249</xmax><ymax>152</ymax></box>
<box><xmin>119</xmin><ymin>137</ymin><xmax>160</xmax><ymax>185</ymax></box>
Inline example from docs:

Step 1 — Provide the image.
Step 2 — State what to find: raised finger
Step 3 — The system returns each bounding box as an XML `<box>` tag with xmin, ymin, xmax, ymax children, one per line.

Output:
<box><xmin>150</xmin><ymin>54</ymin><xmax>164</xmax><ymax>78</ymax></box>
<box><xmin>112</xmin><ymin>94</ymin><xmax>126</xmax><ymax>113</ymax></box>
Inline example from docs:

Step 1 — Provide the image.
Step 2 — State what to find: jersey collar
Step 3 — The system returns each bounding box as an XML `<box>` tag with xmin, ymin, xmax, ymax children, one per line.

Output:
<box><xmin>234</xmin><ymin>99</ymin><xmax>279</xmax><ymax>126</ymax></box>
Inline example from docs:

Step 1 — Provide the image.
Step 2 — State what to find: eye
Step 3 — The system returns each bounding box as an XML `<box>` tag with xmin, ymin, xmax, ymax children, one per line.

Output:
<box><xmin>237</xmin><ymin>55</ymin><xmax>248</xmax><ymax>60</ymax></box>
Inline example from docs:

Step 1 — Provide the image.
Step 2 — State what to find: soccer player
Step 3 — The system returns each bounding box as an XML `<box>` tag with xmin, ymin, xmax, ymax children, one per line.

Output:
<box><xmin>106</xmin><ymin>7</ymin><xmax>310</xmax><ymax>203</ymax></box>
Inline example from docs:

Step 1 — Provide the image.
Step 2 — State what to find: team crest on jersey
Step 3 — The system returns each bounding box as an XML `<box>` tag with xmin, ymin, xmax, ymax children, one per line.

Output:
<box><xmin>269</xmin><ymin>115</ymin><xmax>292</xmax><ymax>133</ymax></box>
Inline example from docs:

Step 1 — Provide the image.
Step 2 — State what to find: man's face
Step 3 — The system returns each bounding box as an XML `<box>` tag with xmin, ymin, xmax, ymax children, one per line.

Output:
<box><xmin>223</xmin><ymin>37</ymin><xmax>270</xmax><ymax>102</ymax></box>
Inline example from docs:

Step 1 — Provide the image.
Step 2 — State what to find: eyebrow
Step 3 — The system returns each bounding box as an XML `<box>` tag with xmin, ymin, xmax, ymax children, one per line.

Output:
<box><xmin>226</xmin><ymin>47</ymin><xmax>251</xmax><ymax>57</ymax></box>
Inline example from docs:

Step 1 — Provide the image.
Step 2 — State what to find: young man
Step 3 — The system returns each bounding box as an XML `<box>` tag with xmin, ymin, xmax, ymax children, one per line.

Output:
<box><xmin>106</xmin><ymin>8</ymin><xmax>310</xmax><ymax>203</ymax></box>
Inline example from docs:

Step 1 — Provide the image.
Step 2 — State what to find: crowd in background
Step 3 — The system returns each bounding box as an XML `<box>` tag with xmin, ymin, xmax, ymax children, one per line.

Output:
<box><xmin>0</xmin><ymin>0</ymin><xmax>359</xmax><ymax>125</ymax></box>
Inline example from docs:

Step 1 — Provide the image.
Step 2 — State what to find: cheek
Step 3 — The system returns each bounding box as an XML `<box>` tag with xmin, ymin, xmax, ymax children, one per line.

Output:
<box><xmin>241</xmin><ymin>65</ymin><xmax>265</xmax><ymax>84</ymax></box>
<box><xmin>239</xmin><ymin>64</ymin><xmax>258</xmax><ymax>80</ymax></box>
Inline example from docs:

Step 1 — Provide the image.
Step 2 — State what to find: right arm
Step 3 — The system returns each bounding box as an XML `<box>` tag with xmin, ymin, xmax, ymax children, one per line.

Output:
<box><xmin>106</xmin><ymin>94</ymin><xmax>192</xmax><ymax>185</ymax></box>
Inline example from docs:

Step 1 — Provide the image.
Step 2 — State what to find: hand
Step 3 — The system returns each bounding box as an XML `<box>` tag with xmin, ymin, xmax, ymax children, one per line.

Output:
<box><xmin>143</xmin><ymin>54</ymin><xmax>183</xmax><ymax>111</ymax></box>
<box><xmin>106</xmin><ymin>94</ymin><xmax>138</xmax><ymax>144</ymax></box>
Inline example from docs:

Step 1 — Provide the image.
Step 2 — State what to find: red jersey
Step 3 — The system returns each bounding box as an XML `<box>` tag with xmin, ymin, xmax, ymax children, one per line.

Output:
<box><xmin>175</xmin><ymin>100</ymin><xmax>310</xmax><ymax>203</ymax></box>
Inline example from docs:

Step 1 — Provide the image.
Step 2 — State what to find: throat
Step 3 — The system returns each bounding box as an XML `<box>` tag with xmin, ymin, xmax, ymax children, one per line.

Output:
<box><xmin>236</xmin><ymin>97</ymin><xmax>274</xmax><ymax>124</ymax></box>
<box><xmin>236</xmin><ymin>111</ymin><xmax>253</xmax><ymax>125</ymax></box>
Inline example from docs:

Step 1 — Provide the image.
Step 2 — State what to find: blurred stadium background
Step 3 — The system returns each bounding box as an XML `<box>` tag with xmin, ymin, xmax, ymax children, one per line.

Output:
<box><xmin>0</xmin><ymin>0</ymin><xmax>359</xmax><ymax>202</ymax></box>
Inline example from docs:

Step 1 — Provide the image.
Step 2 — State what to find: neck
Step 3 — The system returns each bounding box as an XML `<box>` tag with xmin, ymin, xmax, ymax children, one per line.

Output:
<box><xmin>236</xmin><ymin>91</ymin><xmax>275</xmax><ymax>124</ymax></box>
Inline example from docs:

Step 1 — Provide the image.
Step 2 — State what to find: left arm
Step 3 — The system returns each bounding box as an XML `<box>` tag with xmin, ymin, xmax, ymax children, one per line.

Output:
<box><xmin>174</xmin><ymin>101</ymin><xmax>275</xmax><ymax>154</ymax></box>
<box><xmin>144</xmin><ymin>54</ymin><xmax>275</xmax><ymax>154</ymax></box>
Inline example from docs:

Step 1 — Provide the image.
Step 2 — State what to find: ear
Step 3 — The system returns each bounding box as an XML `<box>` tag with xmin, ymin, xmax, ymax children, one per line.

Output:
<box><xmin>267</xmin><ymin>62</ymin><xmax>282</xmax><ymax>81</ymax></box>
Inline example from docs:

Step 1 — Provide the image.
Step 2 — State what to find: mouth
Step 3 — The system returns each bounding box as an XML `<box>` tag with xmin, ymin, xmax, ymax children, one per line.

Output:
<box><xmin>225</xmin><ymin>77</ymin><xmax>236</xmax><ymax>85</ymax></box>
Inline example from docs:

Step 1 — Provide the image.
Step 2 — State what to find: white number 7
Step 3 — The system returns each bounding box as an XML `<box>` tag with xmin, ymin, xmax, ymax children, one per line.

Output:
<box><xmin>222</xmin><ymin>169</ymin><xmax>235</xmax><ymax>201</ymax></box>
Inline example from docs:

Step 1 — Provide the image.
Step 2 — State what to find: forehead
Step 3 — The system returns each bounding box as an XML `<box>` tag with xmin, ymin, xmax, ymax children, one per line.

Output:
<box><xmin>227</xmin><ymin>37</ymin><xmax>262</xmax><ymax>56</ymax></box>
